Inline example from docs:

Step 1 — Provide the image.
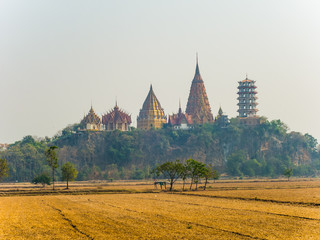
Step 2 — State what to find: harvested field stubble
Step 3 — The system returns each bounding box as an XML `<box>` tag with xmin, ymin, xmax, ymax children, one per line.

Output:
<box><xmin>1</xmin><ymin>179</ymin><xmax>320</xmax><ymax>239</ymax></box>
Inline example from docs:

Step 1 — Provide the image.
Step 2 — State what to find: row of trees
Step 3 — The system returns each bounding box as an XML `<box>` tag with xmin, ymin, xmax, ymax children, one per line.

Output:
<box><xmin>153</xmin><ymin>159</ymin><xmax>220</xmax><ymax>191</ymax></box>
<box><xmin>0</xmin><ymin>145</ymin><xmax>78</xmax><ymax>190</ymax></box>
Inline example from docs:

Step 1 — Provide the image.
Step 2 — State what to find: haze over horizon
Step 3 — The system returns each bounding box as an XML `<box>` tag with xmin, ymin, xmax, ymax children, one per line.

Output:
<box><xmin>1</xmin><ymin>0</ymin><xmax>320</xmax><ymax>143</ymax></box>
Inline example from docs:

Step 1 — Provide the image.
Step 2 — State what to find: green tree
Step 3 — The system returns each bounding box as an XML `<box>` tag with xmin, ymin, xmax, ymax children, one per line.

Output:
<box><xmin>0</xmin><ymin>158</ymin><xmax>9</xmax><ymax>181</ymax></box>
<box><xmin>45</xmin><ymin>146</ymin><xmax>58</xmax><ymax>190</ymax></box>
<box><xmin>283</xmin><ymin>167</ymin><xmax>293</xmax><ymax>181</ymax></box>
<box><xmin>186</xmin><ymin>159</ymin><xmax>206</xmax><ymax>190</ymax></box>
<box><xmin>152</xmin><ymin>160</ymin><xmax>184</xmax><ymax>191</ymax></box>
<box><xmin>32</xmin><ymin>173</ymin><xmax>51</xmax><ymax>187</ymax></box>
<box><xmin>61</xmin><ymin>162</ymin><xmax>78</xmax><ymax>189</ymax></box>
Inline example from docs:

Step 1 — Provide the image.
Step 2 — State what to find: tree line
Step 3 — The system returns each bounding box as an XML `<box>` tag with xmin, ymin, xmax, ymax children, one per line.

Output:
<box><xmin>1</xmin><ymin>117</ymin><xmax>319</xmax><ymax>182</ymax></box>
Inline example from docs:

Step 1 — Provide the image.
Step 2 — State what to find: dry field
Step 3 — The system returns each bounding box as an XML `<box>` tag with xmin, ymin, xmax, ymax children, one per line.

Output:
<box><xmin>1</xmin><ymin>179</ymin><xmax>320</xmax><ymax>239</ymax></box>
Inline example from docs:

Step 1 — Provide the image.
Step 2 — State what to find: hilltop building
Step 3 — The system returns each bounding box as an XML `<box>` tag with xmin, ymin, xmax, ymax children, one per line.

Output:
<box><xmin>168</xmin><ymin>101</ymin><xmax>193</xmax><ymax>130</ymax></box>
<box><xmin>237</xmin><ymin>76</ymin><xmax>260</xmax><ymax>125</ymax></box>
<box><xmin>80</xmin><ymin>106</ymin><xmax>102</xmax><ymax>130</ymax></box>
<box><xmin>137</xmin><ymin>85</ymin><xmax>167</xmax><ymax>130</ymax></box>
<box><xmin>215</xmin><ymin>107</ymin><xmax>229</xmax><ymax>128</ymax></box>
<box><xmin>186</xmin><ymin>57</ymin><xmax>214</xmax><ymax>124</ymax></box>
<box><xmin>102</xmin><ymin>104</ymin><xmax>132</xmax><ymax>131</ymax></box>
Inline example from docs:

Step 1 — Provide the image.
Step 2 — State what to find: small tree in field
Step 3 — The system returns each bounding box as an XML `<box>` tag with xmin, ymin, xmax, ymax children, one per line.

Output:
<box><xmin>45</xmin><ymin>146</ymin><xmax>58</xmax><ymax>190</ymax></box>
<box><xmin>32</xmin><ymin>173</ymin><xmax>51</xmax><ymax>188</ymax></box>
<box><xmin>61</xmin><ymin>162</ymin><xmax>78</xmax><ymax>189</ymax></box>
<box><xmin>0</xmin><ymin>158</ymin><xmax>9</xmax><ymax>181</ymax></box>
<box><xmin>152</xmin><ymin>160</ymin><xmax>184</xmax><ymax>191</ymax></box>
<box><xmin>283</xmin><ymin>167</ymin><xmax>293</xmax><ymax>181</ymax></box>
<box><xmin>212</xmin><ymin>169</ymin><xmax>220</xmax><ymax>183</ymax></box>
<box><xmin>186</xmin><ymin>159</ymin><xmax>206</xmax><ymax>190</ymax></box>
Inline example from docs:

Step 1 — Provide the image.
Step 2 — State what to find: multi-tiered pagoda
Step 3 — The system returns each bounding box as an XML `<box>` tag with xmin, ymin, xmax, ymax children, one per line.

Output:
<box><xmin>186</xmin><ymin>57</ymin><xmax>214</xmax><ymax>124</ymax></box>
<box><xmin>137</xmin><ymin>85</ymin><xmax>167</xmax><ymax>130</ymax></box>
<box><xmin>237</xmin><ymin>76</ymin><xmax>260</xmax><ymax>125</ymax></box>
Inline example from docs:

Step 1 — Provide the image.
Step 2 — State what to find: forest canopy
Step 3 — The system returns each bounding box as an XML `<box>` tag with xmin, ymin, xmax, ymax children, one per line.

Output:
<box><xmin>1</xmin><ymin>118</ymin><xmax>319</xmax><ymax>182</ymax></box>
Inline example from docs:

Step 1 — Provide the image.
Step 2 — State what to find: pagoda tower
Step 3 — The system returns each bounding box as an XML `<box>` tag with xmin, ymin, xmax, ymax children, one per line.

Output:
<box><xmin>237</xmin><ymin>76</ymin><xmax>260</xmax><ymax>125</ymax></box>
<box><xmin>186</xmin><ymin>57</ymin><xmax>214</xmax><ymax>124</ymax></box>
<box><xmin>237</xmin><ymin>76</ymin><xmax>258</xmax><ymax>117</ymax></box>
<box><xmin>137</xmin><ymin>85</ymin><xmax>167</xmax><ymax>130</ymax></box>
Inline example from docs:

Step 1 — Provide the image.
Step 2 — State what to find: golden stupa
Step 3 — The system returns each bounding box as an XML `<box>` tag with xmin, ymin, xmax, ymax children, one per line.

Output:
<box><xmin>137</xmin><ymin>85</ymin><xmax>167</xmax><ymax>130</ymax></box>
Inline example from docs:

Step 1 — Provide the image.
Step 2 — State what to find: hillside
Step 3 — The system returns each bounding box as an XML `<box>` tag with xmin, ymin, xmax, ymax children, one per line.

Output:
<box><xmin>1</xmin><ymin>118</ymin><xmax>319</xmax><ymax>182</ymax></box>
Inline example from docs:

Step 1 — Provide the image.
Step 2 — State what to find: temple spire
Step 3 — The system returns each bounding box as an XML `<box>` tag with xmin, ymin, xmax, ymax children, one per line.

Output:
<box><xmin>178</xmin><ymin>98</ymin><xmax>182</xmax><ymax>114</ymax></box>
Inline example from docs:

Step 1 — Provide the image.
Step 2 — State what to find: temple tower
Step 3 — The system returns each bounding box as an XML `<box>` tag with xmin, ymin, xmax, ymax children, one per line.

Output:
<box><xmin>237</xmin><ymin>76</ymin><xmax>258</xmax><ymax>117</ymax></box>
<box><xmin>186</xmin><ymin>57</ymin><xmax>213</xmax><ymax>124</ymax></box>
<box><xmin>237</xmin><ymin>76</ymin><xmax>260</xmax><ymax>125</ymax></box>
<box><xmin>137</xmin><ymin>85</ymin><xmax>167</xmax><ymax>130</ymax></box>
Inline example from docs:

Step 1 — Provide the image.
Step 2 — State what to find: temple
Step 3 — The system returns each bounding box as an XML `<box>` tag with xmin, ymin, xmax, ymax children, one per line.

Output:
<box><xmin>137</xmin><ymin>85</ymin><xmax>167</xmax><ymax>130</ymax></box>
<box><xmin>215</xmin><ymin>106</ymin><xmax>229</xmax><ymax>128</ymax></box>
<box><xmin>186</xmin><ymin>56</ymin><xmax>214</xmax><ymax>124</ymax></box>
<box><xmin>168</xmin><ymin>100</ymin><xmax>193</xmax><ymax>130</ymax></box>
<box><xmin>102</xmin><ymin>103</ymin><xmax>132</xmax><ymax>131</ymax></box>
<box><xmin>80</xmin><ymin>106</ymin><xmax>102</xmax><ymax>130</ymax></box>
<box><xmin>237</xmin><ymin>76</ymin><xmax>260</xmax><ymax>125</ymax></box>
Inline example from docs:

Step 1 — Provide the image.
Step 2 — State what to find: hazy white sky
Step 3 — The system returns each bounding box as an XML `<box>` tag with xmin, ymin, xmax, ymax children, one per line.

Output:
<box><xmin>1</xmin><ymin>0</ymin><xmax>320</xmax><ymax>143</ymax></box>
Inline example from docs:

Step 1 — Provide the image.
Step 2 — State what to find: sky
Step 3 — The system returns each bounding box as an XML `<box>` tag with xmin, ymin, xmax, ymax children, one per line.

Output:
<box><xmin>1</xmin><ymin>0</ymin><xmax>320</xmax><ymax>143</ymax></box>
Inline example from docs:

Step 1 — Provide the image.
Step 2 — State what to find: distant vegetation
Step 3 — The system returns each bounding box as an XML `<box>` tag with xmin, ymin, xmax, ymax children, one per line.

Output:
<box><xmin>1</xmin><ymin>117</ymin><xmax>320</xmax><ymax>182</ymax></box>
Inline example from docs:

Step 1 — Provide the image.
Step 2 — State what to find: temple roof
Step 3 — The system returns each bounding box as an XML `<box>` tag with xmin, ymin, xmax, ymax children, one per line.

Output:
<box><xmin>138</xmin><ymin>85</ymin><xmax>166</xmax><ymax>120</ymax></box>
<box><xmin>102</xmin><ymin>105</ymin><xmax>132</xmax><ymax>124</ymax></box>
<box><xmin>168</xmin><ymin>110</ymin><xmax>193</xmax><ymax>126</ymax></box>
<box><xmin>81</xmin><ymin>106</ymin><xmax>101</xmax><ymax>126</ymax></box>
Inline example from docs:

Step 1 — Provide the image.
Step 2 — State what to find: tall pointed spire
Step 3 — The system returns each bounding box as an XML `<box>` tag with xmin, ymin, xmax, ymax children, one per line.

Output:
<box><xmin>193</xmin><ymin>53</ymin><xmax>203</xmax><ymax>83</ymax></box>
<box><xmin>186</xmin><ymin>56</ymin><xmax>214</xmax><ymax>124</ymax></box>
<box><xmin>178</xmin><ymin>98</ymin><xmax>182</xmax><ymax>114</ymax></box>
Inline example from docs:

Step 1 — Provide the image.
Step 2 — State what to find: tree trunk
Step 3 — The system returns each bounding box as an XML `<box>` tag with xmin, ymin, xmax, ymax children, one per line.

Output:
<box><xmin>52</xmin><ymin>168</ymin><xmax>55</xmax><ymax>190</ymax></box>
<box><xmin>170</xmin><ymin>181</ymin><xmax>173</xmax><ymax>191</ymax></box>
<box><xmin>204</xmin><ymin>178</ymin><xmax>208</xmax><ymax>190</ymax></box>
<box><xmin>183</xmin><ymin>180</ymin><xmax>185</xmax><ymax>191</ymax></box>
<box><xmin>190</xmin><ymin>179</ymin><xmax>193</xmax><ymax>190</ymax></box>
<box><xmin>67</xmin><ymin>179</ymin><xmax>69</xmax><ymax>189</ymax></box>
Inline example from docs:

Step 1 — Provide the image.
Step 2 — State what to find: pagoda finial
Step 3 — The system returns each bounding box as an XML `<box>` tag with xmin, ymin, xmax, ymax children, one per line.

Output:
<box><xmin>150</xmin><ymin>84</ymin><xmax>153</xmax><ymax>90</ymax></box>
<box><xmin>178</xmin><ymin>98</ymin><xmax>182</xmax><ymax>114</ymax></box>
<box><xmin>246</xmin><ymin>73</ymin><xmax>248</xmax><ymax>80</ymax></box>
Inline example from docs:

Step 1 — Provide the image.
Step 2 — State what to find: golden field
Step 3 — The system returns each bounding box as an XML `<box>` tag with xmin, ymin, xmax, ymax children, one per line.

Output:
<box><xmin>1</xmin><ymin>179</ymin><xmax>320</xmax><ymax>239</ymax></box>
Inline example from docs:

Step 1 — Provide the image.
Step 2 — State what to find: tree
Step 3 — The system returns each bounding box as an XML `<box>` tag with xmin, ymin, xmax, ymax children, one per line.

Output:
<box><xmin>0</xmin><ymin>158</ymin><xmax>9</xmax><ymax>181</ymax></box>
<box><xmin>152</xmin><ymin>160</ymin><xmax>184</xmax><ymax>191</ymax></box>
<box><xmin>45</xmin><ymin>146</ymin><xmax>58</xmax><ymax>190</ymax></box>
<box><xmin>212</xmin><ymin>169</ymin><xmax>220</xmax><ymax>183</ymax></box>
<box><xmin>32</xmin><ymin>173</ymin><xmax>51</xmax><ymax>188</ymax></box>
<box><xmin>186</xmin><ymin>159</ymin><xmax>206</xmax><ymax>190</ymax></box>
<box><xmin>283</xmin><ymin>167</ymin><xmax>293</xmax><ymax>181</ymax></box>
<box><xmin>61</xmin><ymin>162</ymin><xmax>78</xmax><ymax>189</ymax></box>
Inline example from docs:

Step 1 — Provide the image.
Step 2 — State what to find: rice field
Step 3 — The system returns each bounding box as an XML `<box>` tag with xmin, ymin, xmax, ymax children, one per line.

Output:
<box><xmin>1</xmin><ymin>179</ymin><xmax>320</xmax><ymax>239</ymax></box>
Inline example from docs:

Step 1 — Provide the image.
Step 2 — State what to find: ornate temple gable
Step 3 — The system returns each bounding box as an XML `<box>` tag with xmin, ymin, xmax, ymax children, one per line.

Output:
<box><xmin>185</xmin><ymin>58</ymin><xmax>214</xmax><ymax>124</ymax></box>
<box><xmin>137</xmin><ymin>85</ymin><xmax>167</xmax><ymax>130</ymax></box>
<box><xmin>168</xmin><ymin>102</ymin><xmax>193</xmax><ymax>130</ymax></box>
<box><xmin>102</xmin><ymin>104</ymin><xmax>132</xmax><ymax>131</ymax></box>
<box><xmin>80</xmin><ymin>106</ymin><xmax>102</xmax><ymax>131</ymax></box>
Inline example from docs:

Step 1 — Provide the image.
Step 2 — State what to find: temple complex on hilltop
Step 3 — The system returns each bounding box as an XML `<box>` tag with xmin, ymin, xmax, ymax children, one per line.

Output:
<box><xmin>237</xmin><ymin>76</ymin><xmax>260</xmax><ymax>125</ymax></box>
<box><xmin>168</xmin><ymin>101</ymin><xmax>193</xmax><ymax>130</ymax></box>
<box><xmin>186</xmin><ymin>57</ymin><xmax>214</xmax><ymax>124</ymax></box>
<box><xmin>80</xmin><ymin>106</ymin><xmax>102</xmax><ymax>130</ymax></box>
<box><xmin>102</xmin><ymin>103</ymin><xmax>132</xmax><ymax>131</ymax></box>
<box><xmin>137</xmin><ymin>85</ymin><xmax>167</xmax><ymax>130</ymax></box>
